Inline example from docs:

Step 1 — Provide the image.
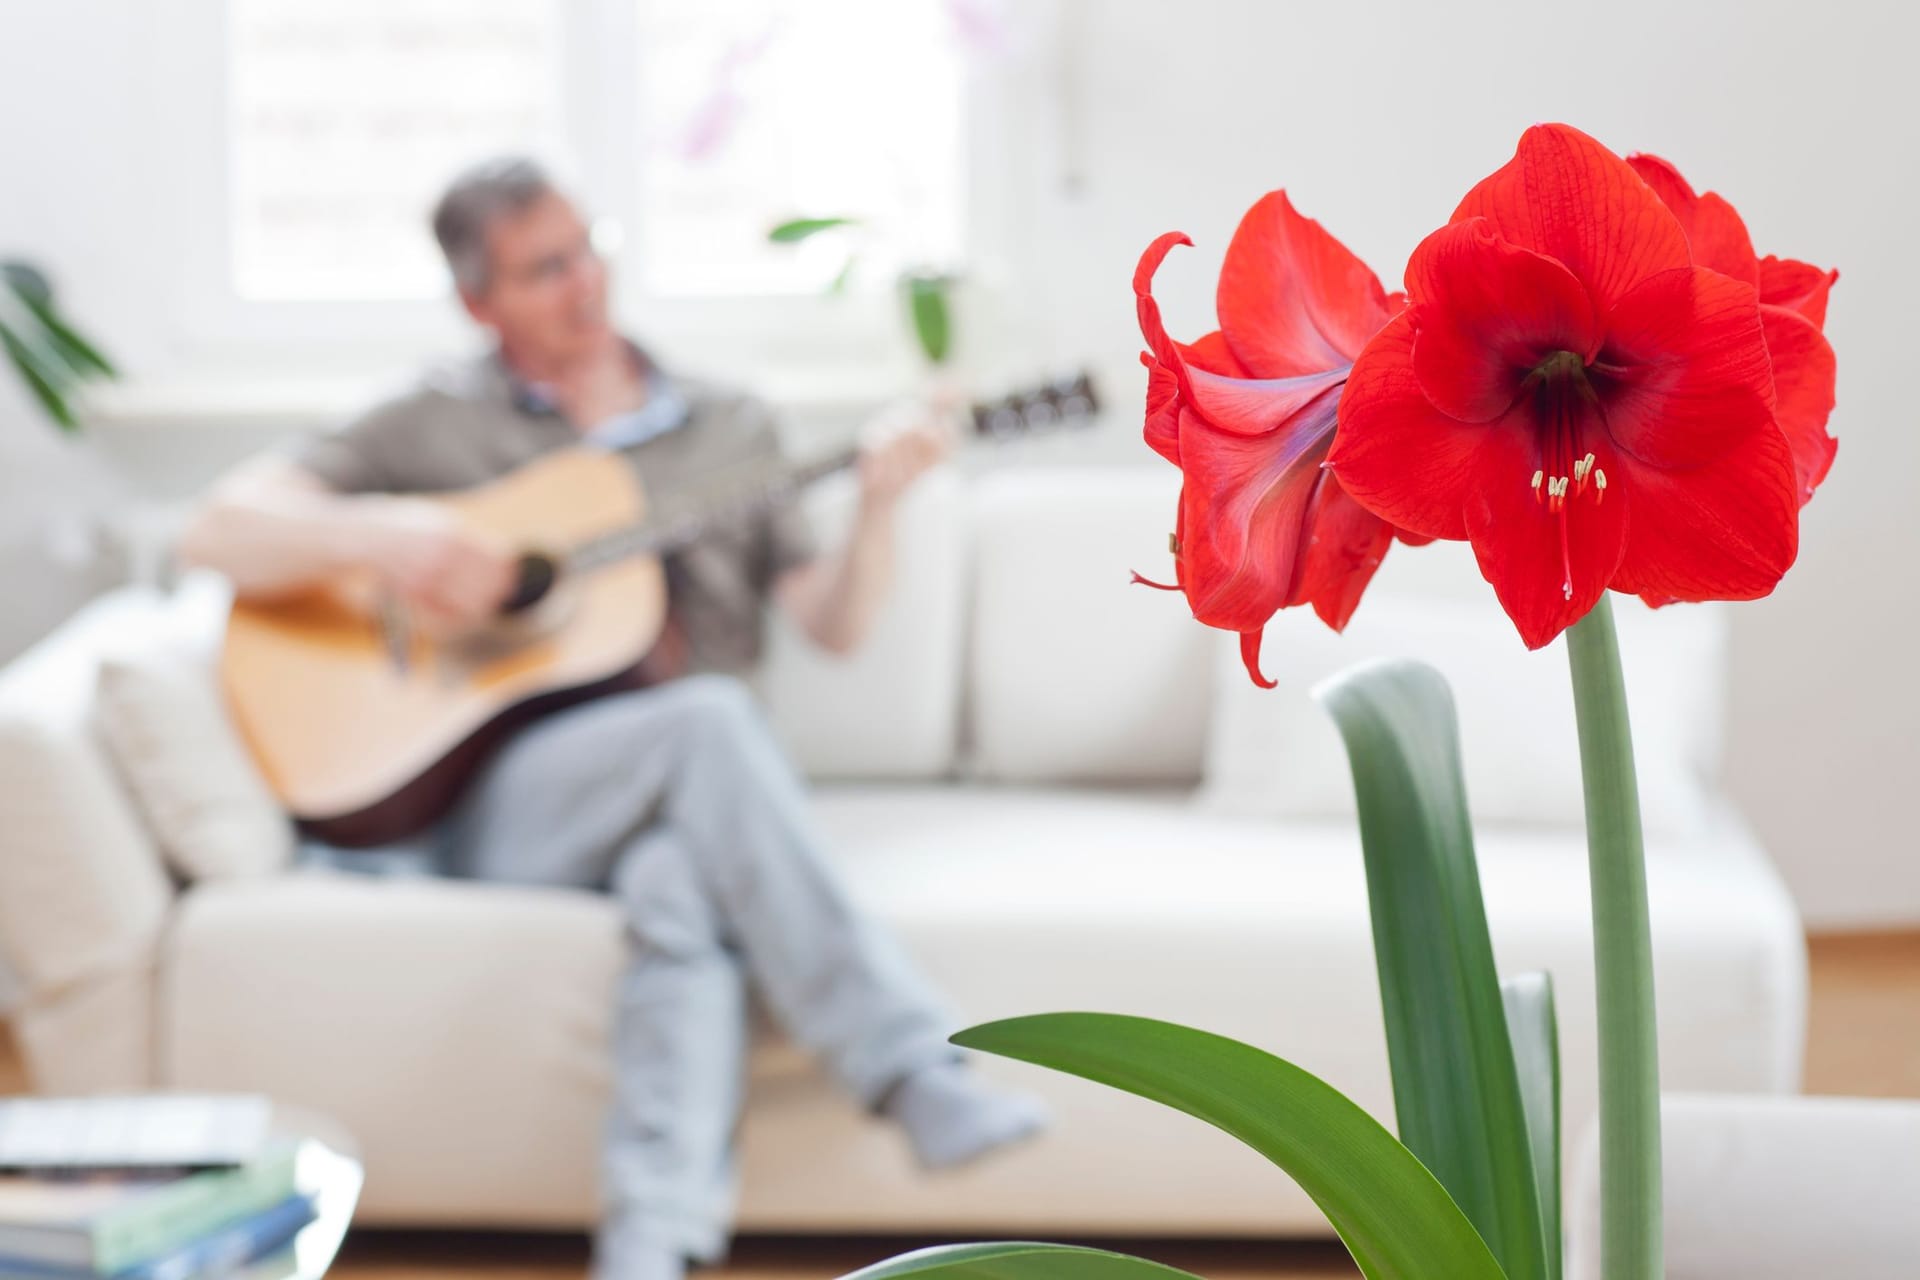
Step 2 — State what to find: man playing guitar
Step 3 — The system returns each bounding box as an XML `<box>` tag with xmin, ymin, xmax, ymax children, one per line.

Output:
<box><xmin>179</xmin><ymin>158</ymin><xmax>1045</xmax><ymax>1280</ymax></box>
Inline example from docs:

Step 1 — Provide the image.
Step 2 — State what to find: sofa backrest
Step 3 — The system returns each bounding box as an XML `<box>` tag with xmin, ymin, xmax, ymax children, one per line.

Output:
<box><xmin>757</xmin><ymin>464</ymin><xmax>1216</xmax><ymax>785</ymax></box>
<box><xmin>759</xmin><ymin>463</ymin><xmax>1730</xmax><ymax>791</ymax></box>
<box><xmin>757</xmin><ymin>469</ymin><xmax>969</xmax><ymax>779</ymax></box>
<box><xmin>966</xmin><ymin>467</ymin><xmax>1212</xmax><ymax>784</ymax></box>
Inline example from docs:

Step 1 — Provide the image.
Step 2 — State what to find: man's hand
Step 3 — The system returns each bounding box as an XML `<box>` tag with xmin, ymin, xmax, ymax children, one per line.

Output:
<box><xmin>856</xmin><ymin>400</ymin><xmax>954</xmax><ymax>516</ymax></box>
<box><xmin>362</xmin><ymin>499</ymin><xmax>519</xmax><ymax>632</ymax></box>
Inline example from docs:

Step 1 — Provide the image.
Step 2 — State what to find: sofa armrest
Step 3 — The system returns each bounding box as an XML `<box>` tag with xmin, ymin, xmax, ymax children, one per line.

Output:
<box><xmin>1568</xmin><ymin>1094</ymin><xmax>1920</xmax><ymax>1280</ymax></box>
<box><xmin>0</xmin><ymin>590</ymin><xmax>179</xmax><ymax>1090</ymax></box>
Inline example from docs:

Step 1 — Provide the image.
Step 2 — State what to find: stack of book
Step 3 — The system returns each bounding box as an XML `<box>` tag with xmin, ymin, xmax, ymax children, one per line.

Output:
<box><xmin>0</xmin><ymin>1097</ymin><xmax>314</xmax><ymax>1280</ymax></box>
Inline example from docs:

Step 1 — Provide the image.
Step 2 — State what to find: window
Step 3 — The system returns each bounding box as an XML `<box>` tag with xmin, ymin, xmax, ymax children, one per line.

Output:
<box><xmin>224</xmin><ymin>0</ymin><xmax>965</xmax><ymax>306</ymax></box>
<box><xmin>632</xmin><ymin>0</ymin><xmax>964</xmax><ymax>297</ymax></box>
<box><xmin>229</xmin><ymin>0</ymin><xmax>569</xmax><ymax>301</ymax></box>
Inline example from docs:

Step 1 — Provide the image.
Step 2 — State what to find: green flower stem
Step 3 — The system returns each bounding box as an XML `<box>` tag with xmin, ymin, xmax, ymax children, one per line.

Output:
<box><xmin>1566</xmin><ymin>594</ymin><xmax>1661</xmax><ymax>1279</ymax></box>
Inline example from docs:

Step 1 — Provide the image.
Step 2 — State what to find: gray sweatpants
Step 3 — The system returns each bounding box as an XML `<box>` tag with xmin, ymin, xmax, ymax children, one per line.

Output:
<box><xmin>433</xmin><ymin>675</ymin><xmax>959</xmax><ymax>1270</ymax></box>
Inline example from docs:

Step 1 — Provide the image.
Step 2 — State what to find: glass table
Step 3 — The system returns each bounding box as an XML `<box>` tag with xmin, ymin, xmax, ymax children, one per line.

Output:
<box><xmin>231</xmin><ymin>1107</ymin><xmax>364</xmax><ymax>1280</ymax></box>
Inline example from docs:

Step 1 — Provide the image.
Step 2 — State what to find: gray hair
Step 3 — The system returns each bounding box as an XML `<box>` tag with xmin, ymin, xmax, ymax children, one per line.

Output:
<box><xmin>431</xmin><ymin>156</ymin><xmax>556</xmax><ymax>293</ymax></box>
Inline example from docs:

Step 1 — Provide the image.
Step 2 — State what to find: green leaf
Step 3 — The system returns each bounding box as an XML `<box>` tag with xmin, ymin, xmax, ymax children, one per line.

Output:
<box><xmin>839</xmin><ymin>1242</ymin><xmax>1203</xmax><ymax>1280</ymax></box>
<box><xmin>954</xmin><ymin>1013</ymin><xmax>1509</xmax><ymax>1280</ymax></box>
<box><xmin>14</xmin><ymin>290</ymin><xmax>117</xmax><ymax>379</ymax></box>
<box><xmin>0</xmin><ymin>318</ymin><xmax>81</xmax><ymax>432</ymax></box>
<box><xmin>826</xmin><ymin>254</ymin><xmax>858</xmax><ymax>296</ymax></box>
<box><xmin>905</xmin><ymin>274</ymin><xmax>952</xmax><ymax>364</ymax></box>
<box><xmin>767</xmin><ymin>215</ymin><xmax>859</xmax><ymax>243</ymax></box>
<box><xmin>1314</xmin><ymin>659</ymin><xmax>1551</xmax><ymax>1280</ymax></box>
<box><xmin>1502</xmin><ymin>973</ymin><xmax>1562</xmax><ymax>1280</ymax></box>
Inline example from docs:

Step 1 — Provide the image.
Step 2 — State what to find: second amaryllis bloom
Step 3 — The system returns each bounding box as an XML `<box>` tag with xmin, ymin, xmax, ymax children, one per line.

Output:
<box><xmin>1329</xmin><ymin>123</ymin><xmax>1803</xmax><ymax>649</ymax></box>
<box><xmin>1625</xmin><ymin>151</ymin><xmax>1839</xmax><ymax>506</ymax></box>
<box><xmin>1135</xmin><ymin>192</ymin><xmax>1414</xmax><ymax>685</ymax></box>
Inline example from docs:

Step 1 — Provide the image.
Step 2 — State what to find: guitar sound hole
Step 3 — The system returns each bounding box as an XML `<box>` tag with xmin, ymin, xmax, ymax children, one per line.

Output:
<box><xmin>502</xmin><ymin>552</ymin><xmax>559</xmax><ymax>614</ymax></box>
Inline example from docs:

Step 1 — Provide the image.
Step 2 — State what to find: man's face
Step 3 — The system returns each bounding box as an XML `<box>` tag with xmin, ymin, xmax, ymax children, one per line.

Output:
<box><xmin>463</xmin><ymin>191</ymin><xmax>612</xmax><ymax>368</ymax></box>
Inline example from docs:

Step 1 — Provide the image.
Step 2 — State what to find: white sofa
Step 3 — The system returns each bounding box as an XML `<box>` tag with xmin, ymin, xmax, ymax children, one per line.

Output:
<box><xmin>0</xmin><ymin>465</ymin><xmax>1806</xmax><ymax>1239</ymax></box>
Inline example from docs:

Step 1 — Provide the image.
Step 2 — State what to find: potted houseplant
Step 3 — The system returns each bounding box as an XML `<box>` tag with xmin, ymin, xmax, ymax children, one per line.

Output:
<box><xmin>842</xmin><ymin>122</ymin><xmax>1837</xmax><ymax>1280</ymax></box>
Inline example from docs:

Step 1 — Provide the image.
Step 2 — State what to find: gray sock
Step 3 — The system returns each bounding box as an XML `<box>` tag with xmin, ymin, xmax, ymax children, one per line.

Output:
<box><xmin>592</xmin><ymin>1223</ymin><xmax>690</xmax><ymax>1280</ymax></box>
<box><xmin>882</xmin><ymin>1062</ymin><xmax>1049</xmax><ymax>1170</ymax></box>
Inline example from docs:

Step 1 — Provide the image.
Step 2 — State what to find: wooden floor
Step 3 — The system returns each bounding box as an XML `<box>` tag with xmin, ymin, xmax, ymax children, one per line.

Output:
<box><xmin>3</xmin><ymin>932</ymin><xmax>1916</xmax><ymax>1280</ymax></box>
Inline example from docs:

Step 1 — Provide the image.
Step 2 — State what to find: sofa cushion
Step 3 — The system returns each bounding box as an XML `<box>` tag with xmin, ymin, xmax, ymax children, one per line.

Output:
<box><xmin>741</xmin><ymin>785</ymin><xmax>1803</xmax><ymax>1233</ymax></box>
<box><xmin>154</xmin><ymin>782</ymin><xmax>1803</xmax><ymax>1235</ymax></box>
<box><xmin>1203</xmin><ymin>589</ymin><xmax>1725</xmax><ymax>835</ymax></box>
<box><xmin>96</xmin><ymin>649</ymin><xmax>295</xmax><ymax>882</ymax></box>
<box><xmin>0</xmin><ymin>589</ymin><xmax>175</xmax><ymax>1089</ymax></box>
<box><xmin>966</xmin><ymin>468</ymin><xmax>1211</xmax><ymax>784</ymax></box>
<box><xmin>756</xmin><ymin>468</ymin><xmax>965</xmax><ymax>780</ymax></box>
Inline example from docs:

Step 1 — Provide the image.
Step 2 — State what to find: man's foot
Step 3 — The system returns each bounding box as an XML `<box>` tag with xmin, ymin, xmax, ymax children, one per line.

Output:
<box><xmin>881</xmin><ymin>1061</ymin><xmax>1049</xmax><ymax>1170</ymax></box>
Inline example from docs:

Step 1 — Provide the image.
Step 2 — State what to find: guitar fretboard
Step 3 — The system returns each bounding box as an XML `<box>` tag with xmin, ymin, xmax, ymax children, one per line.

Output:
<box><xmin>567</xmin><ymin>447</ymin><xmax>859</xmax><ymax>573</ymax></box>
<box><xmin>562</xmin><ymin>371</ymin><xmax>1099</xmax><ymax>576</ymax></box>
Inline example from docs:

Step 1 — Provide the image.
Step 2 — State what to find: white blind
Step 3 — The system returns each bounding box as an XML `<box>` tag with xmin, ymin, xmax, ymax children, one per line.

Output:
<box><xmin>229</xmin><ymin>0</ymin><xmax>566</xmax><ymax>301</ymax></box>
<box><xmin>226</xmin><ymin>0</ymin><xmax>965</xmax><ymax>302</ymax></box>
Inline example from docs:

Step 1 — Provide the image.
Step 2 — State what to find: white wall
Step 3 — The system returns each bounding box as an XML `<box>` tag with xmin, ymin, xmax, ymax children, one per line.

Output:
<box><xmin>979</xmin><ymin>0</ymin><xmax>1920</xmax><ymax>930</ymax></box>
<box><xmin>3</xmin><ymin>0</ymin><xmax>1916</xmax><ymax>926</ymax></box>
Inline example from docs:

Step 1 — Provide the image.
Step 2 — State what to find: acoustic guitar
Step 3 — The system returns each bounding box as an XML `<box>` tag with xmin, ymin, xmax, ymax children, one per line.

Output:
<box><xmin>223</xmin><ymin>374</ymin><xmax>1100</xmax><ymax>847</ymax></box>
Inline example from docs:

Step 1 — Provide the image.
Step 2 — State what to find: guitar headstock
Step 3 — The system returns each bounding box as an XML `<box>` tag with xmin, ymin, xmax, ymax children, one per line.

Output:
<box><xmin>969</xmin><ymin>370</ymin><xmax>1102</xmax><ymax>442</ymax></box>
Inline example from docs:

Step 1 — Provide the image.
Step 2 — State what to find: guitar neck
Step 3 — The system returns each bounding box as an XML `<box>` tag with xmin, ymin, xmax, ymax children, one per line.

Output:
<box><xmin>566</xmin><ymin>370</ymin><xmax>1099</xmax><ymax>575</ymax></box>
<box><xmin>569</xmin><ymin>446</ymin><xmax>860</xmax><ymax>573</ymax></box>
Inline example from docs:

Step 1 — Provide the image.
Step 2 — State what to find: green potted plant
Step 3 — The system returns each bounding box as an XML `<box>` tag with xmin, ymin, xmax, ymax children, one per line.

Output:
<box><xmin>0</xmin><ymin>260</ymin><xmax>117</xmax><ymax>431</ymax></box>
<box><xmin>767</xmin><ymin>216</ymin><xmax>957</xmax><ymax>367</ymax></box>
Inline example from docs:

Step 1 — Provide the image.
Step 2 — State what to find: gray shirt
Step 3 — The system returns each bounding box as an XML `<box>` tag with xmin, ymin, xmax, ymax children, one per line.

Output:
<box><xmin>294</xmin><ymin>351</ymin><xmax>818</xmax><ymax>676</ymax></box>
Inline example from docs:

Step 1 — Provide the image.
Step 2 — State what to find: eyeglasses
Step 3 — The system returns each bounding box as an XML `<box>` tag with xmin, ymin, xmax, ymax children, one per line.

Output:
<box><xmin>496</xmin><ymin>218</ymin><xmax>624</xmax><ymax>289</ymax></box>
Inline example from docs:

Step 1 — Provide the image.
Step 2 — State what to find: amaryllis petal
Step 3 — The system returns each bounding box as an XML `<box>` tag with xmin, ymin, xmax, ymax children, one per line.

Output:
<box><xmin>1596</xmin><ymin>266</ymin><xmax>1776</xmax><ymax>471</ymax></box>
<box><xmin>1143</xmin><ymin>354</ymin><xmax>1181</xmax><ymax>464</ymax></box>
<box><xmin>1184</xmin><ymin>330</ymin><xmax>1251</xmax><ymax>377</ymax></box>
<box><xmin>1135</xmin><ymin>231</ymin><xmax>1195</xmax><ymax>386</ymax></box>
<box><xmin>1172</xmin><ymin>388</ymin><xmax>1343</xmax><ymax>632</ymax></box>
<box><xmin>1626</xmin><ymin>152</ymin><xmax>1840</xmax><ymax>509</ymax></box>
<box><xmin>1406</xmin><ymin>217</ymin><xmax>1602</xmax><ymax>423</ymax></box>
<box><xmin>1239</xmin><ymin>630</ymin><xmax>1277</xmax><ymax>689</ymax></box>
<box><xmin>1625</xmin><ymin>154</ymin><xmax>1760</xmax><ymax>286</ymax></box>
<box><xmin>1453</xmin><ymin>124</ymin><xmax>1690</xmax><ymax>312</ymax></box>
<box><xmin>1292</xmin><ymin>471</ymin><xmax>1396</xmax><ymax>631</ymax></box>
<box><xmin>1330</xmin><ymin>313</ymin><xmax>1488</xmax><ymax>542</ymax></box>
<box><xmin>1463</xmin><ymin>405</ymin><xmax>1630</xmax><ymax>650</ymax></box>
<box><xmin>1611</xmin><ymin>422</ymin><xmax>1799</xmax><ymax>603</ymax></box>
<box><xmin>1145</xmin><ymin>329</ymin><xmax>1259</xmax><ymax>464</ymax></box>
<box><xmin>1216</xmin><ymin>190</ymin><xmax>1398</xmax><ymax>377</ymax></box>
<box><xmin>1760</xmin><ymin>302</ymin><xmax>1839</xmax><ymax>502</ymax></box>
<box><xmin>1185</xmin><ymin>365</ymin><xmax>1351</xmax><ymax>437</ymax></box>
<box><xmin>1759</xmin><ymin>255</ymin><xmax>1839</xmax><ymax>329</ymax></box>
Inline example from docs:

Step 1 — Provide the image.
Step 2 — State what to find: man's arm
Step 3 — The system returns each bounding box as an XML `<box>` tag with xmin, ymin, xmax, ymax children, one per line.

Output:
<box><xmin>178</xmin><ymin>456</ymin><xmax>516</xmax><ymax>629</ymax></box>
<box><xmin>773</xmin><ymin>414</ymin><xmax>949</xmax><ymax>655</ymax></box>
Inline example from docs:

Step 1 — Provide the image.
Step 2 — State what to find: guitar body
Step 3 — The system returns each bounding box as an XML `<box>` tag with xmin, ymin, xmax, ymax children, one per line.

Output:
<box><xmin>222</xmin><ymin>448</ymin><xmax>667</xmax><ymax>847</ymax></box>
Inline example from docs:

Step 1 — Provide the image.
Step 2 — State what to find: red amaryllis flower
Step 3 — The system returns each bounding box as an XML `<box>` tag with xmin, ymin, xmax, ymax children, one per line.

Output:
<box><xmin>1329</xmin><ymin>123</ymin><xmax>1801</xmax><ymax>649</ymax></box>
<box><xmin>1625</xmin><ymin>152</ymin><xmax>1839</xmax><ymax>504</ymax></box>
<box><xmin>1136</xmin><ymin>191</ymin><xmax>1414</xmax><ymax>686</ymax></box>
